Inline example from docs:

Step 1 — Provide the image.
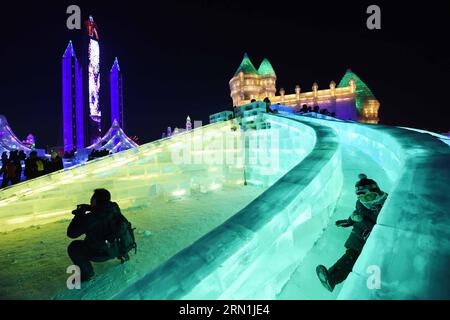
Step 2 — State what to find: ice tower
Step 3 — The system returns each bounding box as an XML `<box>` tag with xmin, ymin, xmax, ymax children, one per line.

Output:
<box><xmin>62</xmin><ymin>41</ymin><xmax>84</xmax><ymax>152</ymax></box>
<box><xmin>110</xmin><ymin>57</ymin><xmax>124</xmax><ymax>129</ymax></box>
<box><xmin>229</xmin><ymin>53</ymin><xmax>277</xmax><ymax>106</ymax></box>
<box><xmin>338</xmin><ymin>69</ymin><xmax>380</xmax><ymax>124</ymax></box>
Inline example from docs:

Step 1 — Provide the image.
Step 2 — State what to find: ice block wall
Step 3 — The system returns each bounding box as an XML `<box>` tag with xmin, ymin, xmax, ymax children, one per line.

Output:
<box><xmin>114</xmin><ymin>115</ymin><xmax>343</xmax><ymax>299</ymax></box>
<box><xmin>0</xmin><ymin>121</ymin><xmax>245</xmax><ymax>232</ymax></box>
<box><xmin>243</xmin><ymin>117</ymin><xmax>316</xmax><ymax>187</ymax></box>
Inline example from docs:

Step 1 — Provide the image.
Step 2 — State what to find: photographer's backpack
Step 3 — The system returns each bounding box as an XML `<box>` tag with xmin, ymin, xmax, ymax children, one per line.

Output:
<box><xmin>114</xmin><ymin>214</ymin><xmax>137</xmax><ymax>263</ymax></box>
<box><xmin>104</xmin><ymin>209</ymin><xmax>137</xmax><ymax>263</ymax></box>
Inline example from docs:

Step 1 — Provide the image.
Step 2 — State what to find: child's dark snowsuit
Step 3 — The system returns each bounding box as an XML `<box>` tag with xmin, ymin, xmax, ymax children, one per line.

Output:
<box><xmin>327</xmin><ymin>197</ymin><xmax>387</xmax><ymax>287</ymax></box>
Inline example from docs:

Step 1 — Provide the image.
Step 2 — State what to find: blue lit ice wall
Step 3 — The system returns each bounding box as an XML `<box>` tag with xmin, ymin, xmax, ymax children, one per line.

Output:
<box><xmin>114</xmin><ymin>115</ymin><xmax>343</xmax><ymax>299</ymax></box>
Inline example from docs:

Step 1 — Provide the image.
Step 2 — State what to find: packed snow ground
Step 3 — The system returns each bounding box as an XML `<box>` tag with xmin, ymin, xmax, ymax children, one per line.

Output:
<box><xmin>0</xmin><ymin>185</ymin><xmax>264</xmax><ymax>300</ymax></box>
<box><xmin>277</xmin><ymin>144</ymin><xmax>393</xmax><ymax>299</ymax></box>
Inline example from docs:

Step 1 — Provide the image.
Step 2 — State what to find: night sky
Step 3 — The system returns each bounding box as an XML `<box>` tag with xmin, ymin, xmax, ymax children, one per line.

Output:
<box><xmin>1</xmin><ymin>1</ymin><xmax>449</xmax><ymax>148</ymax></box>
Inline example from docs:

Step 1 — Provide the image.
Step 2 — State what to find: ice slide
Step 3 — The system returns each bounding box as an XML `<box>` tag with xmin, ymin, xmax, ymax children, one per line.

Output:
<box><xmin>0</xmin><ymin>118</ymin><xmax>312</xmax><ymax>299</ymax></box>
<box><xmin>114</xmin><ymin>114</ymin><xmax>450</xmax><ymax>300</ymax></box>
<box><xmin>0</xmin><ymin>114</ymin><xmax>449</xmax><ymax>299</ymax></box>
<box><xmin>0</xmin><ymin>118</ymin><xmax>308</xmax><ymax>233</ymax></box>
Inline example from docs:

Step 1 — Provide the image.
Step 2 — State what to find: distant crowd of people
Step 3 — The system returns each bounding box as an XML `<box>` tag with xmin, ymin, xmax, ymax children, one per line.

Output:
<box><xmin>88</xmin><ymin>149</ymin><xmax>110</xmax><ymax>161</ymax></box>
<box><xmin>1</xmin><ymin>150</ymin><xmax>63</xmax><ymax>188</ymax></box>
<box><xmin>232</xmin><ymin>100</ymin><xmax>336</xmax><ymax>118</ymax></box>
<box><xmin>299</xmin><ymin>104</ymin><xmax>336</xmax><ymax>117</ymax></box>
<box><xmin>63</xmin><ymin>150</ymin><xmax>76</xmax><ymax>159</ymax></box>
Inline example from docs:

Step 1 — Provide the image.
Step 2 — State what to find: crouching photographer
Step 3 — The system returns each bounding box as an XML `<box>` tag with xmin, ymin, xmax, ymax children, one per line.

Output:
<box><xmin>67</xmin><ymin>189</ymin><xmax>136</xmax><ymax>282</ymax></box>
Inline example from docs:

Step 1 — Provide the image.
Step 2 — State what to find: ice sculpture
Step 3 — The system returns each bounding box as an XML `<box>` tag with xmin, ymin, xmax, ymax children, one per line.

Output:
<box><xmin>0</xmin><ymin>115</ymin><xmax>32</xmax><ymax>154</ymax></box>
<box><xmin>86</xmin><ymin>119</ymin><xmax>138</xmax><ymax>153</ymax></box>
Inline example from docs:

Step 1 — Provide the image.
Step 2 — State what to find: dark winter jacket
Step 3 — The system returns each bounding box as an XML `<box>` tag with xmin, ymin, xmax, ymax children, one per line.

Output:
<box><xmin>67</xmin><ymin>201</ymin><xmax>122</xmax><ymax>252</ymax></box>
<box><xmin>344</xmin><ymin>194</ymin><xmax>387</xmax><ymax>252</ymax></box>
<box><xmin>48</xmin><ymin>156</ymin><xmax>64</xmax><ymax>173</ymax></box>
<box><xmin>25</xmin><ymin>157</ymin><xmax>44</xmax><ymax>179</ymax></box>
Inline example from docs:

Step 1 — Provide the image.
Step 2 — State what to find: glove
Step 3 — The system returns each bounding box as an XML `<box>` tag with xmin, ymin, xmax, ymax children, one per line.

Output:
<box><xmin>350</xmin><ymin>211</ymin><xmax>364</xmax><ymax>222</ymax></box>
<box><xmin>335</xmin><ymin>219</ymin><xmax>352</xmax><ymax>228</ymax></box>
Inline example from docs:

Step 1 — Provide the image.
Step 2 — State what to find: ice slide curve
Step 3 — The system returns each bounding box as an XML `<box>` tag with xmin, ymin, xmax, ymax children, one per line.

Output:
<box><xmin>114</xmin><ymin>114</ymin><xmax>450</xmax><ymax>300</ymax></box>
<box><xmin>1</xmin><ymin>114</ymin><xmax>449</xmax><ymax>299</ymax></box>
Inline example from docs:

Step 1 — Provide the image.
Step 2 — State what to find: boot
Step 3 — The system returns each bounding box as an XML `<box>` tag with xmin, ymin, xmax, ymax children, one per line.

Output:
<box><xmin>316</xmin><ymin>265</ymin><xmax>335</xmax><ymax>292</ymax></box>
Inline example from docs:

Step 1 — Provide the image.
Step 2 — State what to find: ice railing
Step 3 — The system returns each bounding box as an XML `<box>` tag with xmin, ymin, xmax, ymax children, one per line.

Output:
<box><xmin>397</xmin><ymin>126</ymin><xmax>450</xmax><ymax>147</ymax></box>
<box><xmin>286</xmin><ymin>115</ymin><xmax>450</xmax><ymax>299</ymax></box>
<box><xmin>114</xmin><ymin>114</ymin><xmax>342</xmax><ymax>299</ymax></box>
<box><xmin>0</xmin><ymin>121</ymin><xmax>247</xmax><ymax>232</ymax></box>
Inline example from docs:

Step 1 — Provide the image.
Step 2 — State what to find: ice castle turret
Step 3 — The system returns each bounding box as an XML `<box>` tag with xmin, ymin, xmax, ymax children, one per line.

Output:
<box><xmin>338</xmin><ymin>69</ymin><xmax>380</xmax><ymax>124</ymax></box>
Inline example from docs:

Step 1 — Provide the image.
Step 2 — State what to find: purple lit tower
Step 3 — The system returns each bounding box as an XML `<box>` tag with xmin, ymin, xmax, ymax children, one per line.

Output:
<box><xmin>85</xmin><ymin>15</ymin><xmax>102</xmax><ymax>144</ymax></box>
<box><xmin>110</xmin><ymin>57</ymin><xmax>124</xmax><ymax>129</ymax></box>
<box><xmin>62</xmin><ymin>41</ymin><xmax>84</xmax><ymax>152</ymax></box>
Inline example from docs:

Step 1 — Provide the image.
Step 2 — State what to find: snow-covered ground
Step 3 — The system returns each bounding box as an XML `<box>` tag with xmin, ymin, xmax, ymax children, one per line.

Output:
<box><xmin>0</xmin><ymin>185</ymin><xmax>264</xmax><ymax>300</ymax></box>
<box><xmin>277</xmin><ymin>144</ymin><xmax>393</xmax><ymax>299</ymax></box>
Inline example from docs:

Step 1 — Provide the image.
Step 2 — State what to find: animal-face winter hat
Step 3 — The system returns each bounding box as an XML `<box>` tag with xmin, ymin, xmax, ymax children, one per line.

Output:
<box><xmin>355</xmin><ymin>174</ymin><xmax>387</xmax><ymax>209</ymax></box>
<box><xmin>355</xmin><ymin>173</ymin><xmax>380</xmax><ymax>195</ymax></box>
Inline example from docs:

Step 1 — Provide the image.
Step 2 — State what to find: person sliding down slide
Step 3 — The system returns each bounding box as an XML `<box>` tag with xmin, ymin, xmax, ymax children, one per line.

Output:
<box><xmin>316</xmin><ymin>174</ymin><xmax>388</xmax><ymax>292</ymax></box>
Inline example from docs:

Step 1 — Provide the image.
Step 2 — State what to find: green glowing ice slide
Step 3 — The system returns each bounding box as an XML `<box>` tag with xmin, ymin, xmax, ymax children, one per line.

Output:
<box><xmin>114</xmin><ymin>114</ymin><xmax>450</xmax><ymax>300</ymax></box>
<box><xmin>1</xmin><ymin>113</ymin><xmax>449</xmax><ymax>299</ymax></box>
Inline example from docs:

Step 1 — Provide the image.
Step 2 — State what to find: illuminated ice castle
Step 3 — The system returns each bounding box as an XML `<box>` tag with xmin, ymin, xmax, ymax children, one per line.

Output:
<box><xmin>229</xmin><ymin>53</ymin><xmax>380</xmax><ymax>124</ymax></box>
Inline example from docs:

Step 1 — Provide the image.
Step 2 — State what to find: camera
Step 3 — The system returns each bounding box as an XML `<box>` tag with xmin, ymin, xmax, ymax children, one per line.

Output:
<box><xmin>72</xmin><ymin>204</ymin><xmax>92</xmax><ymax>215</ymax></box>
